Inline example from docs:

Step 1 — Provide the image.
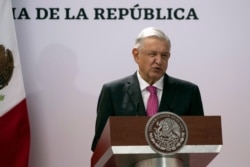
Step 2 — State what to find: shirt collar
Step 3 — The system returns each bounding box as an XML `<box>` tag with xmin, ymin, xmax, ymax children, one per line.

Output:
<box><xmin>137</xmin><ymin>70</ymin><xmax>164</xmax><ymax>91</ymax></box>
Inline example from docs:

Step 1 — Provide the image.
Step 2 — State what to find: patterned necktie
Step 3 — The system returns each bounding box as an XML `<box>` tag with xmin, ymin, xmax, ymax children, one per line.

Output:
<box><xmin>146</xmin><ymin>86</ymin><xmax>159</xmax><ymax>116</ymax></box>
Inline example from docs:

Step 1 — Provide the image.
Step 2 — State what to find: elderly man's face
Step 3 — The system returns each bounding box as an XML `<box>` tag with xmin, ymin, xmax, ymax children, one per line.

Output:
<box><xmin>133</xmin><ymin>37</ymin><xmax>171</xmax><ymax>85</ymax></box>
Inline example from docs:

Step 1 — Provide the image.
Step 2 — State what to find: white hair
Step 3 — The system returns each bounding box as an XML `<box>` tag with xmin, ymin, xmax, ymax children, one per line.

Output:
<box><xmin>134</xmin><ymin>27</ymin><xmax>171</xmax><ymax>49</ymax></box>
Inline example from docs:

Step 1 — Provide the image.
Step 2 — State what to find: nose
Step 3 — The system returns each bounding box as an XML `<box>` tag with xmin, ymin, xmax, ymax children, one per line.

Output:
<box><xmin>155</xmin><ymin>54</ymin><xmax>162</xmax><ymax>65</ymax></box>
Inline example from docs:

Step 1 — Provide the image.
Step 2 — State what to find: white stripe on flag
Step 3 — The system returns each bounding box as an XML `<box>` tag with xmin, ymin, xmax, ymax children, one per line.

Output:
<box><xmin>0</xmin><ymin>1</ymin><xmax>30</xmax><ymax>167</ymax></box>
<box><xmin>0</xmin><ymin>0</ymin><xmax>26</xmax><ymax>116</ymax></box>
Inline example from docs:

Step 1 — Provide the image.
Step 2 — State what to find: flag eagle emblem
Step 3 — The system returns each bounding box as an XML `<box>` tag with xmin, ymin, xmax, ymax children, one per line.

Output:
<box><xmin>0</xmin><ymin>44</ymin><xmax>14</xmax><ymax>90</ymax></box>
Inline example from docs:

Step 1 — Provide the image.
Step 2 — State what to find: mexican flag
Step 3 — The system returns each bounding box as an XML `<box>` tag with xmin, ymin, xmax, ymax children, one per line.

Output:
<box><xmin>0</xmin><ymin>0</ymin><xmax>30</xmax><ymax>166</ymax></box>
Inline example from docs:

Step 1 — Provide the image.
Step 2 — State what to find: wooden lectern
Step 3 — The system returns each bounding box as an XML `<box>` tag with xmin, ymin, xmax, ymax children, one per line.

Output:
<box><xmin>91</xmin><ymin>116</ymin><xmax>222</xmax><ymax>167</ymax></box>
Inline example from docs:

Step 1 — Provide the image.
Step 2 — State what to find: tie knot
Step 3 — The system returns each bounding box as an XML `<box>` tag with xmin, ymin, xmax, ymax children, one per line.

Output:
<box><xmin>147</xmin><ymin>86</ymin><xmax>157</xmax><ymax>94</ymax></box>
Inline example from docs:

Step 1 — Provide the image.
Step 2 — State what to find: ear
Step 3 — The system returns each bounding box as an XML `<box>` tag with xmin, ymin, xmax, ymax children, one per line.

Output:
<box><xmin>132</xmin><ymin>48</ymin><xmax>139</xmax><ymax>63</ymax></box>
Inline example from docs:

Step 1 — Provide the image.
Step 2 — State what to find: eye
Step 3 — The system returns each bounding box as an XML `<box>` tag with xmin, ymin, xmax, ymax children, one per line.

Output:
<box><xmin>148</xmin><ymin>51</ymin><xmax>157</xmax><ymax>57</ymax></box>
<box><xmin>162</xmin><ymin>53</ymin><xmax>170</xmax><ymax>58</ymax></box>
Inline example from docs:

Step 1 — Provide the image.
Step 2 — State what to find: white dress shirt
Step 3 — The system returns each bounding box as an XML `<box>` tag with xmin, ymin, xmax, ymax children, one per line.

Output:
<box><xmin>136</xmin><ymin>71</ymin><xmax>164</xmax><ymax>109</ymax></box>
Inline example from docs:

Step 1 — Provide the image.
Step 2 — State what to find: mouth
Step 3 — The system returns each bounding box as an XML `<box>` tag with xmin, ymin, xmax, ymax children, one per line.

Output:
<box><xmin>152</xmin><ymin>67</ymin><xmax>162</xmax><ymax>71</ymax></box>
<box><xmin>151</xmin><ymin>67</ymin><xmax>162</xmax><ymax>73</ymax></box>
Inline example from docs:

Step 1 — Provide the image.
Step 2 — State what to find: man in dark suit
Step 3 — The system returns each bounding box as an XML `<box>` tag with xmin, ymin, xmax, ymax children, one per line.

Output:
<box><xmin>91</xmin><ymin>27</ymin><xmax>204</xmax><ymax>151</ymax></box>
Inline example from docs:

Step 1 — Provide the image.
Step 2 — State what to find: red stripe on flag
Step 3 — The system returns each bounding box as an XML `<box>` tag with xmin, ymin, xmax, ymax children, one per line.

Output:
<box><xmin>0</xmin><ymin>99</ymin><xmax>30</xmax><ymax>167</ymax></box>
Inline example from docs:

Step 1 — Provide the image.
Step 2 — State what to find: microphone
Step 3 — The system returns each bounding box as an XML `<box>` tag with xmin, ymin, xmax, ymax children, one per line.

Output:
<box><xmin>166</xmin><ymin>104</ymin><xmax>173</xmax><ymax>113</ymax></box>
<box><xmin>136</xmin><ymin>103</ymin><xmax>139</xmax><ymax>116</ymax></box>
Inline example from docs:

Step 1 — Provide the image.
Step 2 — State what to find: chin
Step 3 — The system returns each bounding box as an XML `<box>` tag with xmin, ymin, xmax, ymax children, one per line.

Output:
<box><xmin>152</xmin><ymin>72</ymin><xmax>163</xmax><ymax>77</ymax></box>
<box><xmin>150</xmin><ymin>76</ymin><xmax>162</xmax><ymax>82</ymax></box>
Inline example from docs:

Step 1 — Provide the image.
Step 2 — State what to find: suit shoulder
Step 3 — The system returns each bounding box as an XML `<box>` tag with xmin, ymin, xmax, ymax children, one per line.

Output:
<box><xmin>168</xmin><ymin>75</ymin><xmax>199</xmax><ymax>88</ymax></box>
<box><xmin>102</xmin><ymin>75</ymin><xmax>134</xmax><ymax>88</ymax></box>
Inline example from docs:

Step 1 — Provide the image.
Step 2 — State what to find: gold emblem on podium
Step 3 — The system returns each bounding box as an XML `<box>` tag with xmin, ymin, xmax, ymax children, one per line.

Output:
<box><xmin>145</xmin><ymin>112</ymin><xmax>188</xmax><ymax>155</ymax></box>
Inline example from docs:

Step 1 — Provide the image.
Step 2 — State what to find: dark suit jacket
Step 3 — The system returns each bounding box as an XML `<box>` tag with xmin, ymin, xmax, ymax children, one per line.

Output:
<box><xmin>91</xmin><ymin>73</ymin><xmax>204</xmax><ymax>151</ymax></box>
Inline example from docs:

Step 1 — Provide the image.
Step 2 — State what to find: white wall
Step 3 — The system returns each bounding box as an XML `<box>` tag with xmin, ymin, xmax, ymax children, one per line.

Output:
<box><xmin>12</xmin><ymin>0</ymin><xmax>250</xmax><ymax>166</ymax></box>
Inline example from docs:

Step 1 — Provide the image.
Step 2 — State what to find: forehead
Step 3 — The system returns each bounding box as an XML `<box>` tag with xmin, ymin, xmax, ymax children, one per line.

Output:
<box><xmin>140</xmin><ymin>37</ymin><xmax>170</xmax><ymax>51</ymax></box>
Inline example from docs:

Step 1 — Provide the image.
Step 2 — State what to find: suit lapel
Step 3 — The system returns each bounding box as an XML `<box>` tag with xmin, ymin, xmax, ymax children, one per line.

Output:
<box><xmin>159</xmin><ymin>74</ymin><xmax>176</xmax><ymax>112</ymax></box>
<box><xmin>126</xmin><ymin>73</ymin><xmax>146</xmax><ymax>116</ymax></box>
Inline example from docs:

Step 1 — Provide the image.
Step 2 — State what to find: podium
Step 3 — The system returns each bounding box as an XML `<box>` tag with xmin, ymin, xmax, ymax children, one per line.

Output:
<box><xmin>91</xmin><ymin>116</ymin><xmax>222</xmax><ymax>167</ymax></box>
